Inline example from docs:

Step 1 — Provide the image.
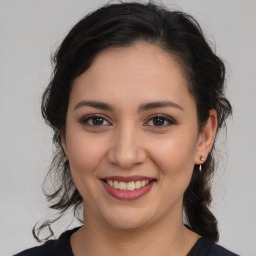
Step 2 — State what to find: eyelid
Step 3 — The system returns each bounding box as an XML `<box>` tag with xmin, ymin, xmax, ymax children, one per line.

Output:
<box><xmin>144</xmin><ymin>114</ymin><xmax>177</xmax><ymax>127</ymax></box>
<box><xmin>79</xmin><ymin>114</ymin><xmax>112</xmax><ymax>126</ymax></box>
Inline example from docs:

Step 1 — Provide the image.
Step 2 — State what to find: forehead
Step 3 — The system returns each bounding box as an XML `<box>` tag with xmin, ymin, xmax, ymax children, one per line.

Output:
<box><xmin>70</xmin><ymin>42</ymin><xmax>195</xmax><ymax>111</ymax></box>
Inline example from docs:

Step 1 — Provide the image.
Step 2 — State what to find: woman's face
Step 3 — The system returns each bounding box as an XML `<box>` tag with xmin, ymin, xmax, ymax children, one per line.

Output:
<box><xmin>62</xmin><ymin>42</ymin><xmax>210</xmax><ymax>230</ymax></box>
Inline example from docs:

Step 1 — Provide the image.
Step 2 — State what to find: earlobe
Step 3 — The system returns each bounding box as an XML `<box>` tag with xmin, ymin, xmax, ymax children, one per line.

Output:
<box><xmin>195</xmin><ymin>109</ymin><xmax>217</xmax><ymax>164</ymax></box>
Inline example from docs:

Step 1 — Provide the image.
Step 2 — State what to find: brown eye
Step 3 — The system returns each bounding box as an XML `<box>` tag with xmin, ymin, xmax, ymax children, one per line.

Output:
<box><xmin>145</xmin><ymin>115</ymin><xmax>176</xmax><ymax>127</ymax></box>
<box><xmin>81</xmin><ymin>115</ymin><xmax>111</xmax><ymax>127</ymax></box>
<box><xmin>152</xmin><ymin>116</ymin><xmax>165</xmax><ymax>126</ymax></box>
<box><xmin>92</xmin><ymin>116</ymin><xmax>104</xmax><ymax>125</ymax></box>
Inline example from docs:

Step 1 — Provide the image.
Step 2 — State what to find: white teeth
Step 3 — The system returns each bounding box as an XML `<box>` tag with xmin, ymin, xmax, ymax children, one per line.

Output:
<box><xmin>135</xmin><ymin>180</ymin><xmax>141</xmax><ymax>189</ymax></box>
<box><xmin>106</xmin><ymin>179</ymin><xmax>151</xmax><ymax>191</ymax></box>
<box><xmin>127</xmin><ymin>181</ymin><xmax>135</xmax><ymax>191</ymax></box>
<box><xmin>119</xmin><ymin>182</ymin><xmax>126</xmax><ymax>190</ymax></box>
<box><xmin>113</xmin><ymin>180</ymin><xmax>119</xmax><ymax>189</ymax></box>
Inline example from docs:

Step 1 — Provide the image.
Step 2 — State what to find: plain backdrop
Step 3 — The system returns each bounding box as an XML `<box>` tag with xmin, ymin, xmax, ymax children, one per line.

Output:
<box><xmin>0</xmin><ymin>0</ymin><xmax>255</xmax><ymax>255</ymax></box>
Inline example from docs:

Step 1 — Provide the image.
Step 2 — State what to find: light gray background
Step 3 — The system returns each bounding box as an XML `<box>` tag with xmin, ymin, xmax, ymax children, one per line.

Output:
<box><xmin>0</xmin><ymin>0</ymin><xmax>255</xmax><ymax>255</ymax></box>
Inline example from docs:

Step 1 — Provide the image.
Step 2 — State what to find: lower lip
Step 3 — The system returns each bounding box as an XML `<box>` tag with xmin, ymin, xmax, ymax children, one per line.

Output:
<box><xmin>101</xmin><ymin>180</ymin><xmax>155</xmax><ymax>200</ymax></box>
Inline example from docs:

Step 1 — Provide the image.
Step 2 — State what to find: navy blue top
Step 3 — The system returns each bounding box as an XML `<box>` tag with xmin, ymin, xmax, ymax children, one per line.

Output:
<box><xmin>14</xmin><ymin>227</ymin><xmax>238</xmax><ymax>256</ymax></box>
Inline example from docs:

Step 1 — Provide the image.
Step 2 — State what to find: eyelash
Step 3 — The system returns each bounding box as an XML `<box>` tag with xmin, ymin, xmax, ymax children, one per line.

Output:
<box><xmin>145</xmin><ymin>114</ymin><xmax>176</xmax><ymax>127</ymax></box>
<box><xmin>80</xmin><ymin>114</ymin><xmax>176</xmax><ymax>128</ymax></box>
<box><xmin>80</xmin><ymin>114</ymin><xmax>111</xmax><ymax>127</ymax></box>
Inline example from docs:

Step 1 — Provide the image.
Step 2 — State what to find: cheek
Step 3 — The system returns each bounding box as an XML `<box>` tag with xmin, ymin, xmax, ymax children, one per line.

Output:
<box><xmin>66</xmin><ymin>133</ymin><xmax>107</xmax><ymax>177</ymax></box>
<box><xmin>147</xmin><ymin>131</ymin><xmax>198</xmax><ymax>193</ymax></box>
<box><xmin>150</xmin><ymin>133</ymin><xmax>197</xmax><ymax>170</ymax></box>
<box><xmin>66</xmin><ymin>133</ymin><xmax>109</xmax><ymax>202</ymax></box>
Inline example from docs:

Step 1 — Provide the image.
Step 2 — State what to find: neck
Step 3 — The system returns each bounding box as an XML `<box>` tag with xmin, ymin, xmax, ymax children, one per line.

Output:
<box><xmin>71</xmin><ymin>205</ymin><xmax>199</xmax><ymax>256</ymax></box>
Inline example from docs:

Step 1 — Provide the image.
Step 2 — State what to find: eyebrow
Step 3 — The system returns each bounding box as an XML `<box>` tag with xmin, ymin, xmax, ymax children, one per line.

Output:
<box><xmin>73</xmin><ymin>100</ymin><xmax>184</xmax><ymax>112</ymax></box>
<box><xmin>73</xmin><ymin>101</ymin><xmax>114</xmax><ymax>111</ymax></box>
<box><xmin>138</xmin><ymin>101</ymin><xmax>184</xmax><ymax>112</ymax></box>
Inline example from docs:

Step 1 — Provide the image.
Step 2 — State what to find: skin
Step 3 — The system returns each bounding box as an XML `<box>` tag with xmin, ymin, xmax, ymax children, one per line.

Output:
<box><xmin>61</xmin><ymin>42</ymin><xmax>217</xmax><ymax>256</ymax></box>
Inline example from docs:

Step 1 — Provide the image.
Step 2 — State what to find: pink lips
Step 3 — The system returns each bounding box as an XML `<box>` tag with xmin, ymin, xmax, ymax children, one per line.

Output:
<box><xmin>100</xmin><ymin>176</ymin><xmax>156</xmax><ymax>201</ymax></box>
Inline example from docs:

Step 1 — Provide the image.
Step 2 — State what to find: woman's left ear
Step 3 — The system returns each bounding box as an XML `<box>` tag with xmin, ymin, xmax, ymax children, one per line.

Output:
<box><xmin>195</xmin><ymin>109</ymin><xmax>218</xmax><ymax>164</ymax></box>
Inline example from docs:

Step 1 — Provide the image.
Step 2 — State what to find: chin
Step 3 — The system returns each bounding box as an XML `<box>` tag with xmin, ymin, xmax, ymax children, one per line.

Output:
<box><xmin>102</xmin><ymin>207</ymin><xmax>152</xmax><ymax>231</ymax></box>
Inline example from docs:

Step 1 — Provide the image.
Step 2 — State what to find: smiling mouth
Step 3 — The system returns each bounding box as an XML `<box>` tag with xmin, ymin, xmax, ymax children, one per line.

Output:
<box><xmin>100</xmin><ymin>175</ymin><xmax>157</xmax><ymax>192</ymax></box>
<box><xmin>100</xmin><ymin>176</ymin><xmax>157</xmax><ymax>200</ymax></box>
<box><xmin>101</xmin><ymin>179</ymin><xmax>156</xmax><ymax>191</ymax></box>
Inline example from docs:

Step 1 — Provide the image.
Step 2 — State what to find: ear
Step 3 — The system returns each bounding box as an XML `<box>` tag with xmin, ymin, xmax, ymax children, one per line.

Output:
<box><xmin>60</xmin><ymin>130</ymin><xmax>68</xmax><ymax>159</ymax></box>
<box><xmin>195</xmin><ymin>109</ymin><xmax>218</xmax><ymax>164</ymax></box>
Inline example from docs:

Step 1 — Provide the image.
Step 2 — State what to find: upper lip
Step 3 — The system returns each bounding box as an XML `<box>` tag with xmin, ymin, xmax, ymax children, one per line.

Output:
<box><xmin>100</xmin><ymin>175</ymin><xmax>157</xmax><ymax>182</ymax></box>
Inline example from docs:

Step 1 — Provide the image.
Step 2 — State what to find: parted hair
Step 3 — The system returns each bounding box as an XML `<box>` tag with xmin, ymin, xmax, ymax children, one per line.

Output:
<box><xmin>35</xmin><ymin>1</ymin><xmax>232</xmax><ymax>242</ymax></box>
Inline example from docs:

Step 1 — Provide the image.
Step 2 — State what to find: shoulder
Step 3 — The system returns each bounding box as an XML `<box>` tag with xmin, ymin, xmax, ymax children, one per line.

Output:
<box><xmin>210</xmin><ymin>242</ymin><xmax>239</xmax><ymax>256</ymax></box>
<box><xmin>13</xmin><ymin>227</ymin><xmax>80</xmax><ymax>256</ymax></box>
<box><xmin>188</xmin><ymin>237</ymin><xmax>239</xmax><ymax>256</ymax></box>
<box><xmin>13</xmin><ymin>240</ymin><xmax>56</xmax><ymax>256</ymax></box>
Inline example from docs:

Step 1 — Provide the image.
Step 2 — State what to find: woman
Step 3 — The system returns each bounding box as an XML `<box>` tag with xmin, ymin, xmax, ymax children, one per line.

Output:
<box><xmin>15</xmin><ymin>2</ymin><xmax>237</xmax><ymax>255</ymax></box>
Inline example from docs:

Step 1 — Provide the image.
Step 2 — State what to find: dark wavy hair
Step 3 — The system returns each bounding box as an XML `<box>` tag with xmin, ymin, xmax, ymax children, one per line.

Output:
<box><xmin>35</xmin><ymin>1</ymin><xmax>232</xmax><ymax>242</ymax></box>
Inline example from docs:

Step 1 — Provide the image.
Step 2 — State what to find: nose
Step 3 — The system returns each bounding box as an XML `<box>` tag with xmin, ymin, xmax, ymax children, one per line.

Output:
<box><xmin>107</xmin><ymin>124</ymin><xmax>147</xmax><ymax>170</ymax></box>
